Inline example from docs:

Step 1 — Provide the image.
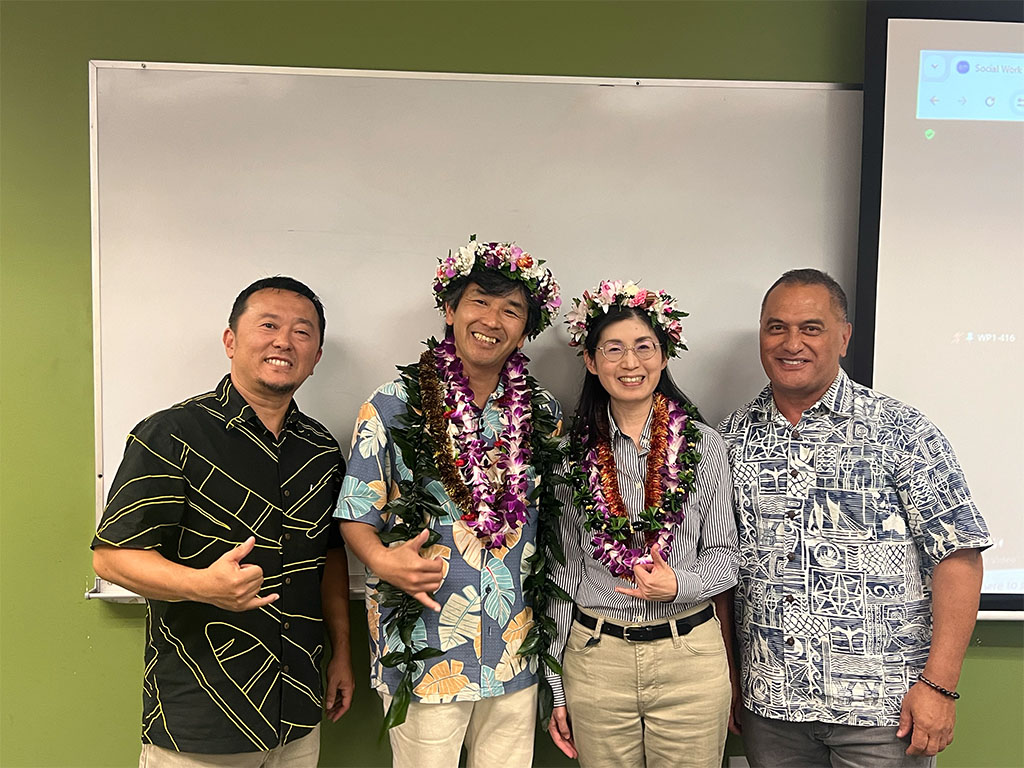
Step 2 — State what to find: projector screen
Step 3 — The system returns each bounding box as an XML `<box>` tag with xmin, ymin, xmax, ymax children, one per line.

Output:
<box><xmin>874</xmin><ymin>18</ymin><xmax>1023</xmax><ymax>605</ymax></box>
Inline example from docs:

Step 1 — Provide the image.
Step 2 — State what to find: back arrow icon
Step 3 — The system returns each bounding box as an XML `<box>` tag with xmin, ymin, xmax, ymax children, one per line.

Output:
<box><xmin>930</xmin><ymin>96</ymin><xmax>940</xmax><ymax>105</ymax></box>
<box><xmin>959</xmin><ymin>96</ymin><xmax>967</xmax><ymax>105</ymax></box>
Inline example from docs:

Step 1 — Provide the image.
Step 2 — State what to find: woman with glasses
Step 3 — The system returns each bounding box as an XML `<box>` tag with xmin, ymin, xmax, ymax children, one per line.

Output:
<box><xmin>544</xmin><ymin>280</ymin><xmax>741</xmax><ymax>768</ymax></box>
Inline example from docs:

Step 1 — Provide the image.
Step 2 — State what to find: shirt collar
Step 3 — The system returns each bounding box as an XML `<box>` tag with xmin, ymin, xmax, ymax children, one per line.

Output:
<box><xmin>484</xmin><ymin>380</ymin><xmax>506</xmax><ymax>408</ymax></box>
<box><xmin>606</xmin><ymin>403</ymin><xmax>654</xmax><ymax>452</ymax></box>
<box><xmin>817</xmin><ymin>369</ymin><xmax>852</xmax><ymax>415</ymax></box>
<box><xmin>752</xmin><ymin>369</ymin><xmax>853</xmax><ymax>422</ymax></box>
<box><xmin>213</xmin><ymin>374</ymin><xmax>301</xmax><ymax>433</ymax></box>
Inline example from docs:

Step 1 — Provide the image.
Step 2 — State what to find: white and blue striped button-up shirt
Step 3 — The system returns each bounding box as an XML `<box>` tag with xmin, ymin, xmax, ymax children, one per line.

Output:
<box><xmin>545</xmin><ymin>405</ymin><xmax>740</xmax><ymax>706</ymax></box>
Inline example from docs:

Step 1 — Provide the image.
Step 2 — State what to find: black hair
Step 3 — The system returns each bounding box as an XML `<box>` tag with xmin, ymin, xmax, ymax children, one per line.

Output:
<box><xmin>761</xmin><ymin>268</ymin><xmax>849</xmax><ymax>322</ymax></box>
<box><xmin>442</xmin><ymin>266</ymin><xmax>542</xmax><ymax>339</ymax></box>
<box><xmin>570</xmin><ymin>306</ymin><xmax>704</xmax><ymax>449</ymax></box>
<box><xmin>228</xmin><ymin>276</ymin><xmax>326</xmax><ymax>347</ymax></box>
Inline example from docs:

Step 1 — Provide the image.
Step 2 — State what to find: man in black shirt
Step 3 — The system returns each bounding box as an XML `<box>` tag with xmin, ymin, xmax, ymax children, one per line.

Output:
<box><xmin>93</xmin><ymin>276</ymin><xmax>352</xmax><ymax>766</ymax></box>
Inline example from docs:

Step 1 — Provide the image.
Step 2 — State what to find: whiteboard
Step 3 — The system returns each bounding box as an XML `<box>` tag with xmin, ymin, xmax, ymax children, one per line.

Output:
<box><xmin>89</xmin><ymin>62</ymin><xmax>862</xmax><ymax>593</ymax></box>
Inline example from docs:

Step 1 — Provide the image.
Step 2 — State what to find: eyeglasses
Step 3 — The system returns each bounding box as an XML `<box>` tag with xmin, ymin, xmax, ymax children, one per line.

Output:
<box><xmin>596</xmin><ymin>341</ymin><xmax>661</xmax><ymax>362</ymax></box>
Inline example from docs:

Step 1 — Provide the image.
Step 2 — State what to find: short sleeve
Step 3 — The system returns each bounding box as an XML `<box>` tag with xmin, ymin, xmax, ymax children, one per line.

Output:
<box><xmin>334</xmin><ymin>397</ymin><xmax>394</xmax><ymax>530</ymax></box>
<box><xmin>894</xmin><ymin>412</ymin><xmax>991</xmax><ymax>566</ymax></box>
<box><xmin>92</xmin><ymin>415</ymin><xmax>188</xmax><ymax>551</ymax></box>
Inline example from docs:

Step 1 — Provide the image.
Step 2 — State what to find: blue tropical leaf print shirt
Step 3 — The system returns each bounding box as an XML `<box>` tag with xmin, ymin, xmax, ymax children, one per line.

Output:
<box><xmin>335</xmin><ymin>375</ymin><xmax>561</xmax><ymax>703</ymax></box>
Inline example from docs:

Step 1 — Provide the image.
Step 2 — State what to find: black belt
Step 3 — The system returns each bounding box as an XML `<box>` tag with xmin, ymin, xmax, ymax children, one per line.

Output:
<box><xmin>573</xmin><ymin>604</ymin><xmax>714</xmax><ymax>643</ymax></box>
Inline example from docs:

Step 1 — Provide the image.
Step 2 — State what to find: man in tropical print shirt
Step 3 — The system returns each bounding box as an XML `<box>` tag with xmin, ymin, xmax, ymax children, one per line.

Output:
<box><xmin>336</xmin><ymin>238</ymin><xmax>562</xmax><ymax>767</ymax></box>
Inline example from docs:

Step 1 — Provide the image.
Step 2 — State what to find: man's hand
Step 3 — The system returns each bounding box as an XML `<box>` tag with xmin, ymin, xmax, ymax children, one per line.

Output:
<box><xmin>895</xmin><ymin>548</ymin><xmax>982</xmax><ymax>756</ymax></box>
<box><xmin>370</xmin><ymin>529</ymin><xmax>444</xmax><ymax>611</ymax></box>
<box><xmin>711</xmin><ymin>589</ymin><xmax>743</xmax><ymax>736</ymax></box>
<box><xmin>727</xmin><ymin>676</ymin><xmax>742</xmax><ymax>736</ymax></box>
<box><xmin>196</xmin><ymin>537</ymin><xmax>278</xmax><ymax>611</ymax></box>
<box><xmin>614</xmin><ymin>544</ymin><xmax>678</xmax><ymax>602</ymax></box>
<box><xmin>897</xmin><ymin>681</ymin><xmax>956</xmax><ymax>756</ymax></box>
<box><xmin>324</xmin><ymin>647</ymin><xmax>355</xmax><ymax>721</ymax></box>
<box><xmin>342</xmin><ymin>524</ymin><xmax>445</xmax><ymax>611</ymax></box>
<box><xmin>548</xmin><ymin>706</ymin><xmax>578</xmax><ymax>758</ymax></box>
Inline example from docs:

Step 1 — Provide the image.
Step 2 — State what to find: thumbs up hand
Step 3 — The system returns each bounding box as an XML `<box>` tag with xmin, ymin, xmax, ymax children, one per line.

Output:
<box><xmin>198</xmin><ymin>537</ymin><xmax>279</xmax><ymax>611</ymax></box>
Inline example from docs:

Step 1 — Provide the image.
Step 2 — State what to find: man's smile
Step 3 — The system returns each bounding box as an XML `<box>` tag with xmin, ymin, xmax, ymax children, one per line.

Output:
<box><xmin>471</xmin><ymin>331</ymin><xmax>499</xmax><ymax>345</ymax></box>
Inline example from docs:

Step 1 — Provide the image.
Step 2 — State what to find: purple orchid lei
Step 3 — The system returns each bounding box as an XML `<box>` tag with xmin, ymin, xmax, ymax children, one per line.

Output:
<box><xmin>433</xmin><ymin>336</ymin><xmax>534</xmax><ymax>549</ymax></box>
<box><xmin>584</xmin><ymin>396</ymin><xmax>693</xmax><ymax>578</ymax></box>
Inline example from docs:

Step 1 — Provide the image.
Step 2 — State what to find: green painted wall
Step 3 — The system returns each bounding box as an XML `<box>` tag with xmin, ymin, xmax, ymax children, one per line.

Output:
<box><xmin>1</xmin><ymin>1</ymin><xmax>1020</xmax><ymax>766</ymax></box>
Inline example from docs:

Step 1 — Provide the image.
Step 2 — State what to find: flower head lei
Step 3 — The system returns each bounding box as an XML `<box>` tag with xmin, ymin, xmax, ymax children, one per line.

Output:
<box><xmin>565</xmin><ymin>279</ymin><xmax>688</xmax><ymax>357</ymax></box>
<box><xmin>433</xmin><ymin>235</ymin><xmax>561</xmax><ymax>337</ymax></box>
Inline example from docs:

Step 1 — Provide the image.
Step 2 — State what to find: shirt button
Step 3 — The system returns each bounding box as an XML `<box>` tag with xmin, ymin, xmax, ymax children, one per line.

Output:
<box><xmin>785</xmin><ymin>637</ymin><xmax>795</xmax><ymax>647</ymax></box>
<box><xmin>283</xmin><ymin>665</ymin><xmax>290</xmax><ymax>673</ymax></box>
<box><xmin>284</xmin><ymin>533</ymin><xmax>292</xmax><ymax>541</ymax></box>
<box><xmin>789</xmin><ymin>469</ymin><xmax>799</xmax><ymax>478</ymax></box>
<box><xmin>786</xmin><ymin>510</ymin><xmax>797</xmax><ymax>519</ymax></box>
<box><xmin>284</xmin><ymin>490</ymin><xmax>291</xmax><ymax>497</ymax></box>
<box><xmin>285</xmin><ymin>577</ymin><xmax>292</xmax><ymax>585</ymax></box>
<box><xmin>635</xmin><ymin>481</ymin><xmax>644</xmax><ymax>490</ymax></box>
<box><xmin>283</xmin><ymin>621</ymin><xmax>290</xmax><ymax>630</ymax></box>
<box><xmin>786</xmin><ymin>553</ymin><xmax>796</xmax><ymax>562</ymax></box>
<box><xmin>791</xmin><ymin>430</ymin><xmax>801</xmax><ymax>439</ymax></box>
<box><xmin>785</xmin><ymin>595</ymin><xmax>795</xmax><ymax>604</ymax></box>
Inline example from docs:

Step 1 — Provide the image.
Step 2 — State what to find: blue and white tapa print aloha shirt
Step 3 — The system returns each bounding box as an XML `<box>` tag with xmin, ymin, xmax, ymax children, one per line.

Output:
<box><xmin>717</xmin><ymin>369</ymin><xmax>990</xmax><ymax>727</ymax></box>
<box><xmin>335</xmin><ymin>376</ymin><xmax>562</xmax><ymax>703</ymax></box>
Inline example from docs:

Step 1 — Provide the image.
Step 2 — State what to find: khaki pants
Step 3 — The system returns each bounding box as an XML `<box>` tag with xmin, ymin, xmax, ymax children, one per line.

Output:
<box><xmin>138</xmin><ymin>725</ymin><xmax>320</xmax><ymax>768</ymax></box>
<box><xmin>381</xmin><ymin>684</ymin><xmax>537</xmax><ymax>768</ymax></box>
<box><xmin>563</xmin><ymin>603</ymin><xmax>730</xmax><ymax>768</ymax></box>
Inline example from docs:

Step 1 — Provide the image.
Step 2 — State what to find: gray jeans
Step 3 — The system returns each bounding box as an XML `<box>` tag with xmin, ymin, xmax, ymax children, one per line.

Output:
<box><xmin>741</xmin><ymin>708</ymin><xmax>936</xmax><ymax>768</ymax></box>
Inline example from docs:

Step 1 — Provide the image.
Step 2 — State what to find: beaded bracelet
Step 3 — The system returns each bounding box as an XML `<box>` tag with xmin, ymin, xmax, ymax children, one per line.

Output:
<box><xmin>918</xmin><ymin>673</ymin><xmax>961</xmax><ymax>700</ymax></box>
